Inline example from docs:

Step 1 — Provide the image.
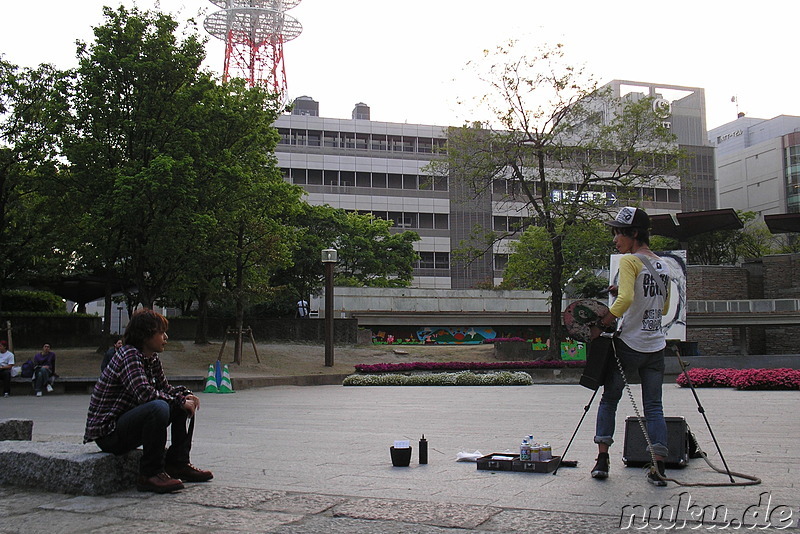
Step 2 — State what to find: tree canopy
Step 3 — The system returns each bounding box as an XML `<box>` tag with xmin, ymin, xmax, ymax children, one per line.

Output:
<box><xmin>442</xmin><ymin>41</ymin><xmax>683</xmax><ymax>358</ymax></box>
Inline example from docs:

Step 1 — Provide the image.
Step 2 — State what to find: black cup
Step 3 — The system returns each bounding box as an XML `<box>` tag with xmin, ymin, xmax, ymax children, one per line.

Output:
<box><xmin>390</xmin><ymin>446</ymin><xmax>412</xmax><ymax>467</ymax></box>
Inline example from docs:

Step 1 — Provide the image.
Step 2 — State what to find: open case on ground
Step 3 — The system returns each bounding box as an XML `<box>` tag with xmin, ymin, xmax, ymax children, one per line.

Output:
<box><xmin>476</xmin><ymin>453</ymin><xmax>561</xmax><ymax>473</ymax></box>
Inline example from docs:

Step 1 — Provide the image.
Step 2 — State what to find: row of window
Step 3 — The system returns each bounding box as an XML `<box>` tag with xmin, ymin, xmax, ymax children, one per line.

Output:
<box><xmin>285</xmin><ymin>168</ymin><xmax>449</xmax><ymax>191</ymax></box>
<box><xmin>277</xmin><ymin>128</ymin><xmax>447</xmax><ymax>154</ymax></box>
<box><xmin>416</xmin><ymin>252</ymin><xmax>450</xmax><ymax>270</ymax></box>
<box><xmin>492</xmin><ymin>179</ymin><xmax>680</xmax><ymax>203</ymax></box>
<box><xmin>354</xmin><ymin>210</ymin><xmax>449</xmax><ymax>230</ymax></box>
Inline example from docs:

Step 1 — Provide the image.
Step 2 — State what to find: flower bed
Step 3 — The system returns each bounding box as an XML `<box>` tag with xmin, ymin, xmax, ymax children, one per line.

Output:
<box><xmin>676</xmin><ymin>368</ymin><xmax>800</xmax><ymax>391</ymax></box>
<box><xmin>343</xmin><ymin>370</ymin><xmax>533</xmax><ymax>386</ymax></box>
<box><xmin>354</xmin><ymin>360</ymin><xmax>585</xmax><ymax>374</ymax></box>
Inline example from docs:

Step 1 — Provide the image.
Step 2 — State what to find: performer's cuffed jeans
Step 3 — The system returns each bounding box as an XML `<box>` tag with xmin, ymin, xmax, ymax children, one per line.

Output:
<box><xmin>594</xmin><ymin>339</ymin><xmax>669</xmax><ymax>458</ymax></box>
<box><xmin>95</xmin><ymin>400</ymin><xmax>192</xmax><ymax>476</ymax></box>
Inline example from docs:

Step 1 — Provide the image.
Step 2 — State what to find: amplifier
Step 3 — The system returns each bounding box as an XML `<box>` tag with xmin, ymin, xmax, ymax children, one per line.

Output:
<box><xmin>622</xmin><ymin>416</ymin><xmax>689</xmax><ymax>468</ymax></box>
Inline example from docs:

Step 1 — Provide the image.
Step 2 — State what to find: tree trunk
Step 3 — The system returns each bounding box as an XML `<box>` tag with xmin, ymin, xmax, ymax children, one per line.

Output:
<box><xmin>233</xmin><ymin>298</ymin><xmax>244</xmax><ymax>365</ymax></box>
<box><xmin>194</xmin><ymin>292</ymin><xmax>209</xmax><ymax>345</ymax></box>
<box><xmin>547</xmin><ymin>234</ymin><xmax>565</xmax><ymax>360</ymax></box>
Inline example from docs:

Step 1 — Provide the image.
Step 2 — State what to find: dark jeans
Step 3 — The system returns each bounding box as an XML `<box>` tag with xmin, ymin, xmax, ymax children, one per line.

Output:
<box><xmin>594</xmin><ymin>339</ymin><xmax>669</xmax><ymax>458</ymax></box>
<box><xmin>95</xmin><ymin>400</ymin><xmax>192</xmax><ymax>477</ymax></box>
<box><xmin>33</xmin><ymin>367</ymin><xmax>52</xmax><ymax>393</ymax></box>
<box><xmin>0</xmin><ymin>368</ymin><xmax>10</xmax><ymax>395</ymax></box>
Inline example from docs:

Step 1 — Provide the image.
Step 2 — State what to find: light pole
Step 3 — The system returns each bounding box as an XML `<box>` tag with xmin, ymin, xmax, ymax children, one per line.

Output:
<box><xmin>321</xmin><ymin>248</ymin><xmax>338</xmax><ymax>367</ymax></box>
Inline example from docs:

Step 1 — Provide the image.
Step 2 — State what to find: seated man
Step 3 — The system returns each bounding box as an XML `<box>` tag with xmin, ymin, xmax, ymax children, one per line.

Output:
<box><xmin>0</xmin><ymin>341</ymin><xmax>13</xmax><ymax>397</ymax></box>
<box><xmin>83</xmin><ymin>308</ymin><xmax>213</xmax><ymax>493</ymax></box>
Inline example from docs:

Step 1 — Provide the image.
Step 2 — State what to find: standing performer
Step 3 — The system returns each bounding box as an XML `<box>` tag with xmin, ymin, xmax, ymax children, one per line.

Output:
<box><xmin>591</xmin><ymin>207</ymin><xmax>671</xmax><ymax>486</ymax></box>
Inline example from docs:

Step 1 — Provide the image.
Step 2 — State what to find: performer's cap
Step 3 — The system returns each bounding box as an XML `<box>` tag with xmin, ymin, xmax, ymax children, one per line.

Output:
<box><xmin>605</xmin><ymin>207</ymin><xmax>650</xmax><ymax>229</ymax></box>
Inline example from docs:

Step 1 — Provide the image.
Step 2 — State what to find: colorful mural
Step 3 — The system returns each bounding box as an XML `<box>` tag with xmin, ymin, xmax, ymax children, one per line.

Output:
<box><xmin>373</xmin><ymin>327</ymin><xmax>497</xmax><ymax>345</ymax></box>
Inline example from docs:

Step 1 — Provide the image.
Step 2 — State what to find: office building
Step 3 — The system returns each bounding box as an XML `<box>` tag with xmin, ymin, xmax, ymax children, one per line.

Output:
<box><xmin>275</xmin><ymin>81</ymin><xmax>714</xmax><ymax>289</ymax></box>
<box><xmin>709</xmin><ymin>114</ymin><xmax>800</xmax><ymax>216</ymax></box>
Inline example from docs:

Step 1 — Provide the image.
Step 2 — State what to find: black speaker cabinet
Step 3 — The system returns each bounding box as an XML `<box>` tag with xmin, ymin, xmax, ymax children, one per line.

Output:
<box><xmin>622</xmin><ymin>416</ymin><xmax>689</xmax><ymax>468</ymax></box>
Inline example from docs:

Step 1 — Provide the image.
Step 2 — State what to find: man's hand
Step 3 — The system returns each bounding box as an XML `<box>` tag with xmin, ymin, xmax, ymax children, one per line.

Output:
<box><xmin>182</xmin><ymin>394</ymin><xmax>200</xmax><ymax>417</ymax></box>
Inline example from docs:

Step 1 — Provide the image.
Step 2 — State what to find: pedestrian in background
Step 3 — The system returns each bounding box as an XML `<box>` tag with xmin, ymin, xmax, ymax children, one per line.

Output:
<box><xmin>32</xmin><ymin>343</ymin><xmax>56</xmax><ymax>397</ymax></box>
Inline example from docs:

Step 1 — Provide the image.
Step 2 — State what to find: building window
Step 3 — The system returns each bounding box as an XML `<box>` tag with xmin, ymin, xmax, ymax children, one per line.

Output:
<box><xmin>494</xmin><ymin>253</ymin><xmax>509</xmax><ymax>271</ymax></box>
<box><xmin>403</xmin><ymin>174</ymin><xmax>417</xmax><ymax>190</ymax></box>
<box><xmin>434</xmin><ymin>213</ymin><xmax>449</xmax><ymax>229</ymax></box>
<box><xmin>417</xmin><ymin>252</ymin><xmax>450</xmax><ymax>270</ymax></box>
<box><xmin>418</xmin><ymin>252</ymin><xmax>435</xmax><ymax>269</ymax></box>
<box><xmin>323</xmin><ymin>131</ymin><xmax>337</xmax><ymax>148</ymax></box>
<box><xmin>371</xmin><ymin>135</ymin><xmax>387</xmax><ymax>151</ymax></box>
<box><xmin>356</xmin><ymin>172</ymin><xmax>371</xmax><ymax>187</ymax></box>
<box><xmin>387</xmin><ymin>173</ymin><xmax>403</xmax><ymax>189</ymax></box>
<box><xmin>418</xmin><ymin>213</ymin><xmax>434</xmax><ymax>228</ymax></box>
<box><xmin>290</xmin><ymin>168</ymin><xmax>306</xmax><ymax>184</ymax></box>
<box><xmin>372</xmin><ymin>173</ymin><xmax>387</xmax><ymax>188</ymax></box>
<box><xmin>323</xmin><ymin>170</ymin><xmax>338</xmax><ymax>186</ymax></box>
<box><xmin>307</xmin><ymin>130</ymin><xmax>321</xmax><ymax>147</ymax></box>
<box><xmin>307</xmin><ymin>169</ymin><xmax>323</xmax><ymax>185</ymax></box>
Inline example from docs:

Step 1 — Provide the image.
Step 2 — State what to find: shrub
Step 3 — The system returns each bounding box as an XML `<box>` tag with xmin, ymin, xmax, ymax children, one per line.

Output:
<box><xmin>343</xmin><ymin>371</ymin><xmax>534</xmax><ymax>386</ymax></box>
<box><xmin>354</xmin><ymin>360</ymin><xmax>584</xmax><ymax>374</ymax></box>
<box><xmin>676</xmin><ymin>367</ymin><xmax>800</xmax><ymax>391</ymax></box>
<box><xmin>2</xmin><ymin>290</ymin><xmax>64</xmax><ymax>313</ymax></box>
<box><xmin>728</xmin><ymin>368</ymin><xmax>800</xmax><ymax>391</ymax></box>
<box><xmin>675</xmin><ymin>368</ymin><xmax>737</xmax><ymax>388</ymax></box>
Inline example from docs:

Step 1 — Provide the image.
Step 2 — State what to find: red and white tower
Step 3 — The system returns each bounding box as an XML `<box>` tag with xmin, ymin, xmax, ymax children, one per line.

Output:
<box><xmin>204</xmin><ymin>0</ymin><xmax>302</xmax><ymax>97</ymax></box>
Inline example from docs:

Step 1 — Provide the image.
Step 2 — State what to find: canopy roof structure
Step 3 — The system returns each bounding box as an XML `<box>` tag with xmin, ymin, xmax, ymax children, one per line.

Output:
<box><xmin>649</xmin><ymin>208</ymin><xmax>743</xmax><ymax>240</ymax></box>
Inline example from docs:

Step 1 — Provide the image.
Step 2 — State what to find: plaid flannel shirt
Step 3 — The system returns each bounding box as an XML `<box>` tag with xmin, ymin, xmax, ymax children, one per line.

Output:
<box><xmin>83</xmin><ymin>345</ymin><xmax>189</xmax><ymax>442</ymax></box>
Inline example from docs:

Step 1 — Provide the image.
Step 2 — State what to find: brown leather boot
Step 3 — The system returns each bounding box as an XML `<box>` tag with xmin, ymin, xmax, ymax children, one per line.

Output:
<box><xmin>136</xmin><ymin>472</ymin><xmax>184</xmax><ymax>493</ymax></box>
<box><xmin>165</xmin><ymin>462</ymin><xmax>214</xmax><ymax>482</ymax></box>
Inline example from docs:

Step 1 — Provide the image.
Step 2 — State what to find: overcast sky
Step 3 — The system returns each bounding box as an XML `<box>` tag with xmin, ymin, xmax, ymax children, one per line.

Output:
<box><xmin>1</xmin><ymin>0</ymin><xmax>796</xmax><ymax>132</ymax></box>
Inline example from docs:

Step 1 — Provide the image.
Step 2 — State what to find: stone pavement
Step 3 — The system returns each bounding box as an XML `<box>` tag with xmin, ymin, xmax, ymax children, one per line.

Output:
<box><xmin>0</xmin><ymin>382</ymin><xmax>797</xmax><ymax>532</ymax></box>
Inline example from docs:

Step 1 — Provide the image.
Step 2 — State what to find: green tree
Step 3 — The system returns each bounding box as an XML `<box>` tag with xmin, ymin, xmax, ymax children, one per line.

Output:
<box><xmin>501</xmin><ymin>218</ymin><xmax>612</xmax><ymax>296</ymax></box>
<box><xmin>158</xmin><ymin>78</ymin><xmax>304</xmax><ymax>348</ymax></box>
<box><xmin>56</xmin><ymin>6</ymin><xmax>211</xmax><ymax>330</ymax></box>
<box><xmin>442</xmin><ymin>42</ymin><xmax>682</xmax><ymax>359</ymax></box>
<box><xmin>0</xmin><ymin>59</ymin><xmax>71</xmax><ymax>310</ymax></box>
<box><xmin>272</xmin><ymin>205</ymin><xmax>420</xmax><ymax>311</ymax></box>
<box><xmin>686</xmin><ymin>211</ymin><xmax>778</xmax><ymax>265</ymax></box>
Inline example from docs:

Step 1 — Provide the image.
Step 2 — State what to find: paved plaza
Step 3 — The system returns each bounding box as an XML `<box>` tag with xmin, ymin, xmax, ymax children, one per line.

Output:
<box><xmin>1</xmin><ymin>381</ymin><xmax>797</xmax><ymax>532</ymax></box>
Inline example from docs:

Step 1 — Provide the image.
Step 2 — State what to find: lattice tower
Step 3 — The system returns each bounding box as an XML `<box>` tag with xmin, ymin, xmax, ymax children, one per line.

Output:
<box><xmin>204</xmin><ymin>0</ymin><xmax>302</xmax><ymax>98</ymax></box>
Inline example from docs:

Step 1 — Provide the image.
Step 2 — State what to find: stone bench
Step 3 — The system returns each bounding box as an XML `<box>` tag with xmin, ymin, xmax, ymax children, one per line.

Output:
<box><xmin>0</xmin><ymin>418</ymin><xmax>33</xmax><ymax>441</ymax></box>
<box><xmin>0</xmin><ymin>440</ymin><xmax>142</xmax><ymax>495</ymax></box>
<box><xmin>10</xmin><ymin>375</ymin><xmax>204</xmax><ymax>395</ymax></box>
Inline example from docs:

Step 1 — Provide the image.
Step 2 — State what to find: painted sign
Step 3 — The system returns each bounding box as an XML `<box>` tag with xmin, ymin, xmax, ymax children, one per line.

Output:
<box><xmin>608</xmin><ymin>250</ymin><xmax>687</xmax><ymax>341</ymax></box>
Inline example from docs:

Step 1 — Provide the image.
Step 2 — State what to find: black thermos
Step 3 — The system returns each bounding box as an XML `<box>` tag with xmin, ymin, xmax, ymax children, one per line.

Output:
<box><xmin>419</xmin><ymin>435</ymin><xmax>428</xmax><ymax>464</ymax></box>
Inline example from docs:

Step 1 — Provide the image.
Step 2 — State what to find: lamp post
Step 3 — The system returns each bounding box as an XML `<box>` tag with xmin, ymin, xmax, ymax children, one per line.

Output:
<box><xmin>321</xmin><ymin>248</ymin><xmax>338</xmax><ymax>367</ymax></box>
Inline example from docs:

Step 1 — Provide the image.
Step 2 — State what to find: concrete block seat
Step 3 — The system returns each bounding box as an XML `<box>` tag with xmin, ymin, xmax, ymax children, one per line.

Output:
<box><xmin>0</xmin><ymin>440</ymin><xmax>142</xmax><ymax>495</ymax></box>
<box><xmin>0</xmin><ymin>418</ymin><xmax>33</xmax><ymax>440</ymax></box>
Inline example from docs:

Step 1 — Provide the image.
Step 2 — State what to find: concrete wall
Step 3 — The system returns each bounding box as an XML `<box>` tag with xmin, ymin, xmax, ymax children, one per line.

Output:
<box><xmin>686</xmin><ymin>254</ymin><xmax>800</xmax><ymax>356</ymax></box>
<box><xmin>325</xmin><ymin>287</ymin><xmax>551</xmax><ymax>315</ymax></box>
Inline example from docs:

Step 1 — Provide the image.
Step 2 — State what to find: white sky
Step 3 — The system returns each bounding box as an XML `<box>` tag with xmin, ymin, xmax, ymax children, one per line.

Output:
<box><xmin>1</xmin><ymin>0</ymin><xmax>796</xmax><ymax>132</ymax></box>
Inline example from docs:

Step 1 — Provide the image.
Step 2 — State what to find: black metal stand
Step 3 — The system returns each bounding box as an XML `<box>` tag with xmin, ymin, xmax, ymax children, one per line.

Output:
<box><xmin>674</xmin><ymin>352</ymin><xmax>736</xmax><ymax>483</ymax></box>
<box><xmin>552</xmin><ymin>387</ymin><xmax>599</xmax><ymax>475</ymax></box>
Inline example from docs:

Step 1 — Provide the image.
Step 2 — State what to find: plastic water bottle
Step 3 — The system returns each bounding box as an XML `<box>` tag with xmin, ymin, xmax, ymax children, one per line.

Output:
<box><xmin>520</xmin><ymin>439</ymin><xmax>531</xmax><ymax>461</ymax></box>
